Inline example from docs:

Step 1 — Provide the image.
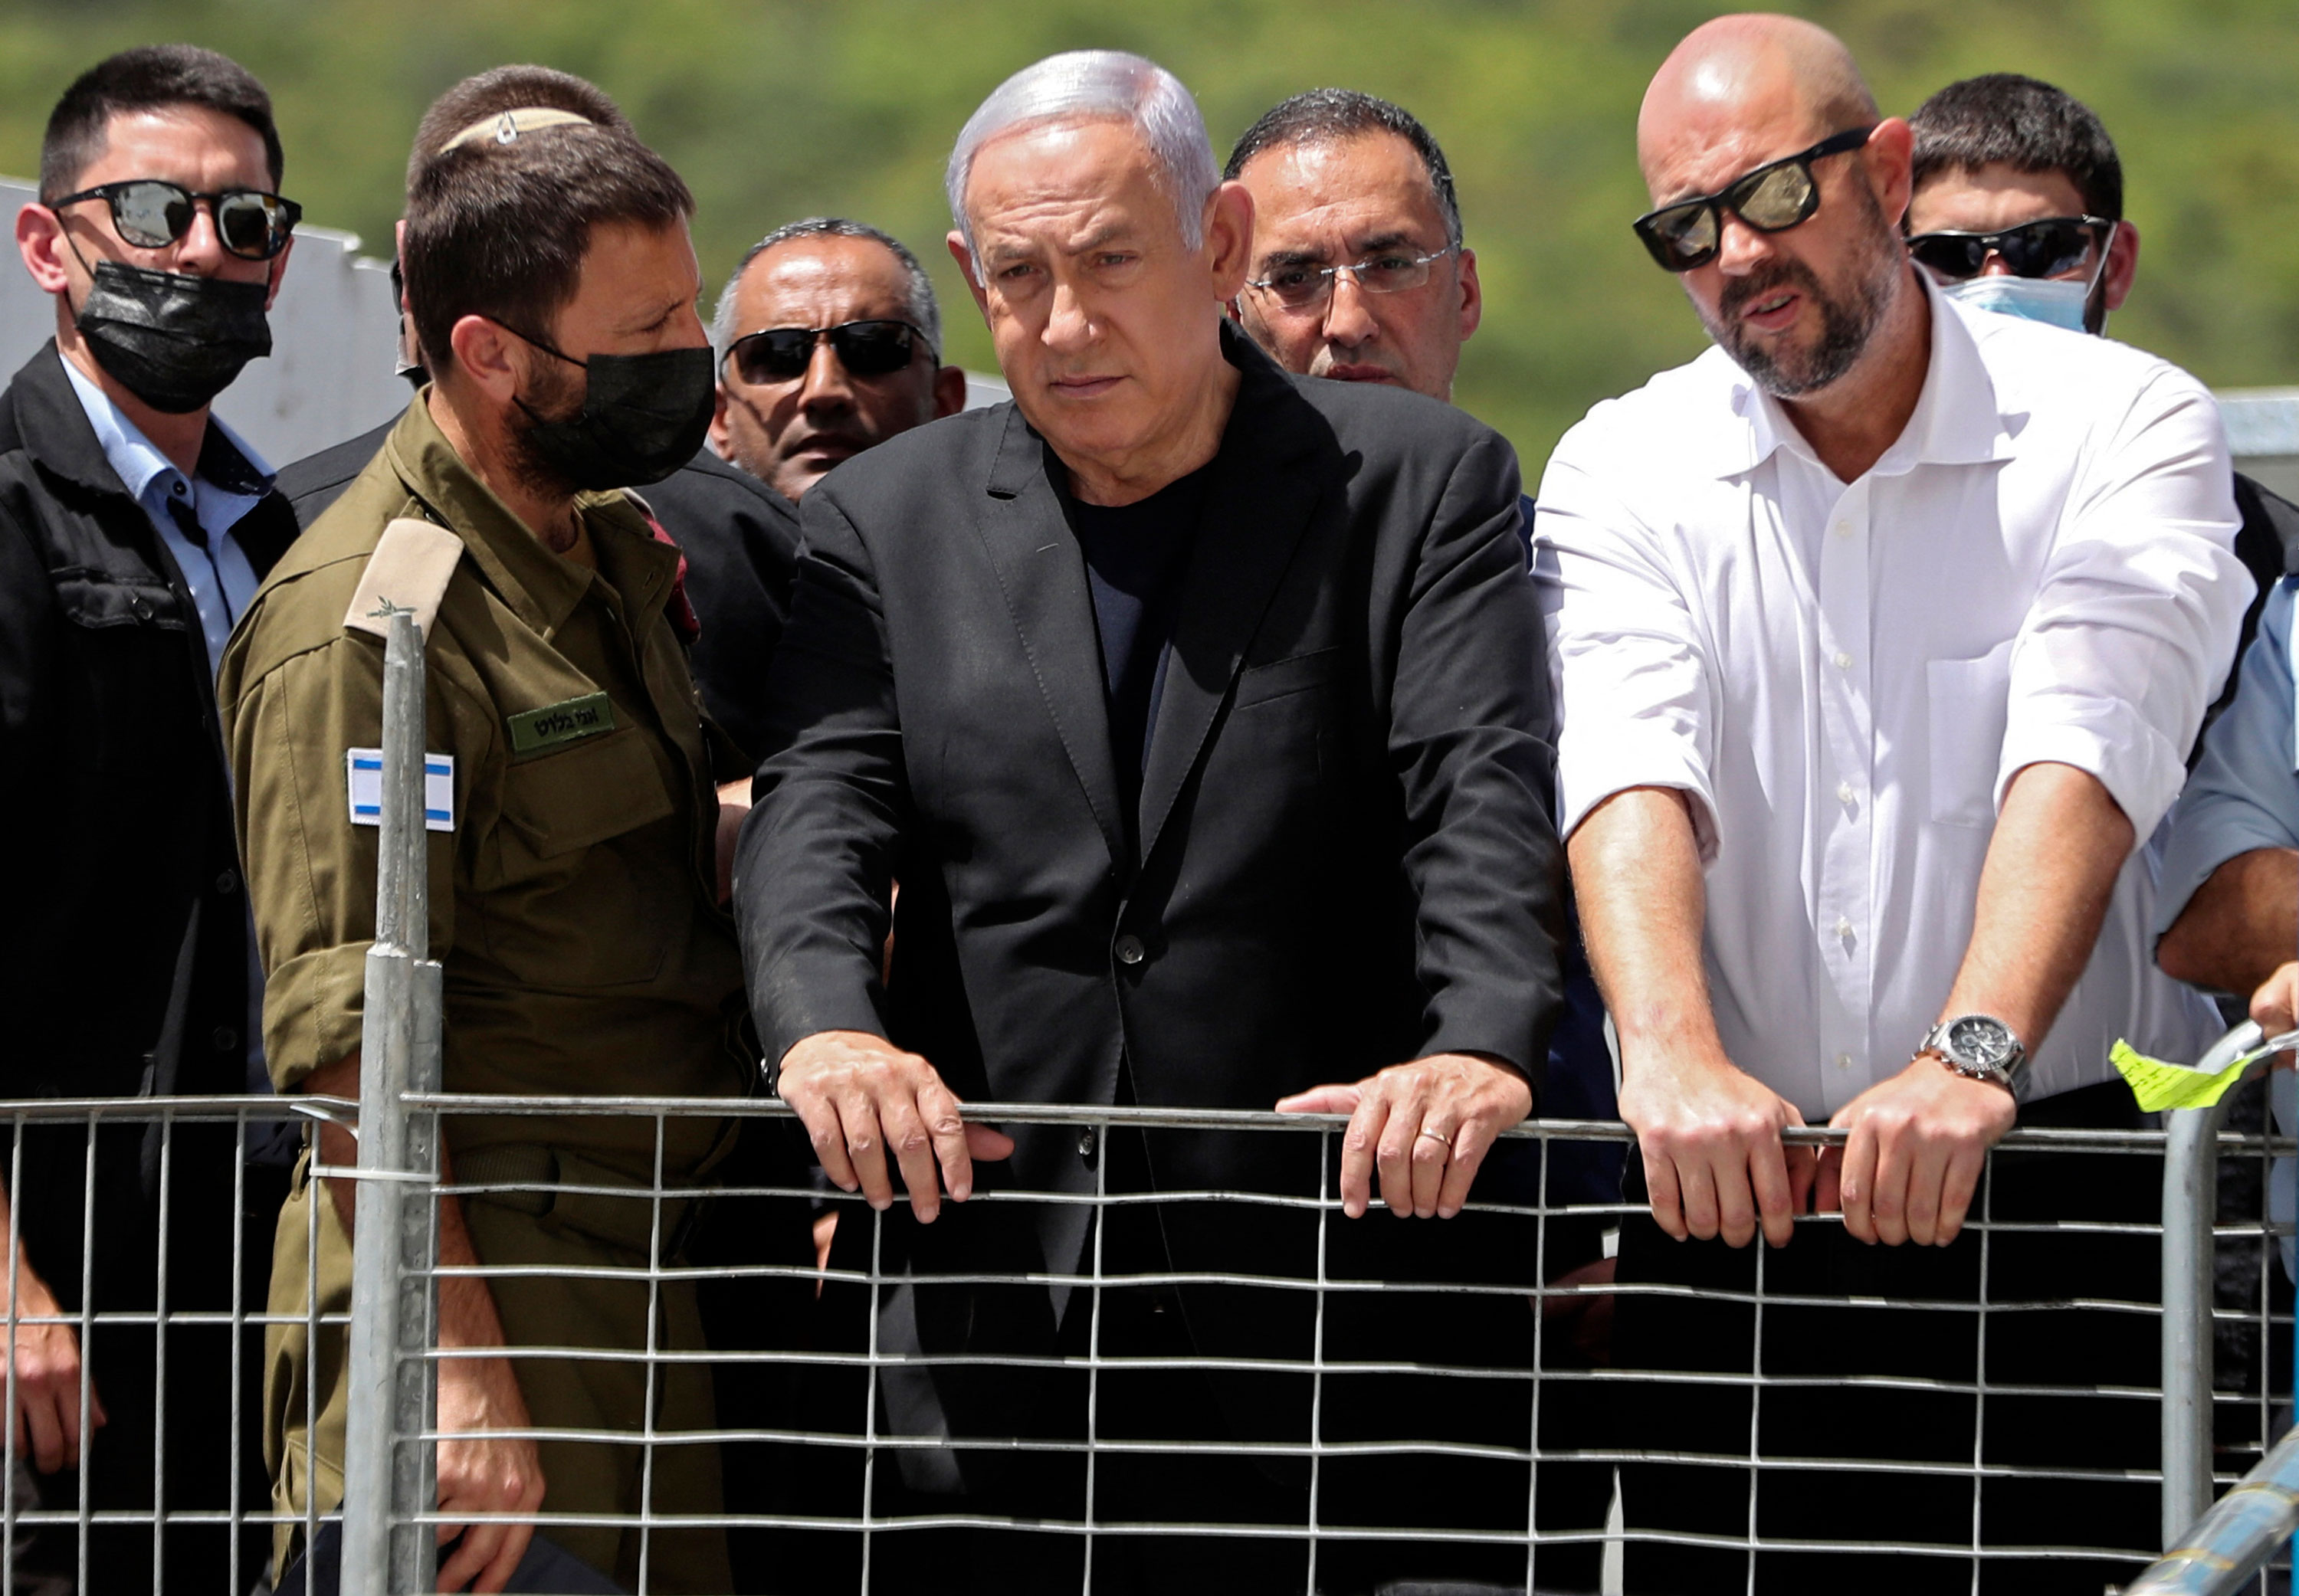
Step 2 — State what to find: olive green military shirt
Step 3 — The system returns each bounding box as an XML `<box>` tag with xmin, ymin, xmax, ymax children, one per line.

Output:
<box><xmin>220</xmin><ymin>396</ymin><xmax>751</xmax><ymax>1177</ymax></box>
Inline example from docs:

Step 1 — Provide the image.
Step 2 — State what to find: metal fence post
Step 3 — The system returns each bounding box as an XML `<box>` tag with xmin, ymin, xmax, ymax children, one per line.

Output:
<box><xmin>341</xmin><ymin>611</ymin><xmax>444</xmax><ymax>1594</ymax></box>
<box><xmin>2162</xmin><ymin>1026</ymin><xmax>2264</xmax><ymax>1549</ymax></box>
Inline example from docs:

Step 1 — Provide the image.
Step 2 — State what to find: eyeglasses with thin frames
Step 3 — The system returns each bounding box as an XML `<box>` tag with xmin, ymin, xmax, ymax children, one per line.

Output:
<box><xmin>1244</xmin><ymin>244</ymin><xmax>1458</xmax><ymax>312</ymax></box>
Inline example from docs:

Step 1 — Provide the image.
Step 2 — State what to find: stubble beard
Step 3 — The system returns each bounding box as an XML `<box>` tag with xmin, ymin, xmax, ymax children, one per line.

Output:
<box><xmin>506</xmin><ymin>354</ymin><xmax>587</xmax><ymax>508</ymax></box>
<box><xmin>1702</xmin><ymin>186</ymin><xmax>1904</xmax><ymax>399</ymax></box>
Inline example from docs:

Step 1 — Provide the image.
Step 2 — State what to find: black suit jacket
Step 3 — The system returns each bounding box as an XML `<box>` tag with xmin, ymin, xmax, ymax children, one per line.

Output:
<box><xmin>633</xmin><ymin>448</ymin><xmax>802</xmax><ymax>762</ymax></box>
<box><xmin>740</xmin><ymin>326</ymin><xmax>1562</xmax><ymax>1289</ymax></box>
<box><xmin>275</xmin><ymin>415</ymin><xmax>393</xmax><ymax>527</ymax></box>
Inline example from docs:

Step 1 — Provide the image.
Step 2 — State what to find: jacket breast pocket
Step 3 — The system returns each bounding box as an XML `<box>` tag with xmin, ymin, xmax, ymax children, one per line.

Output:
<box><xmin>1231</xmin><ymin>646</ymin><xmax>1340</xmax><ymax>710</ymax></box>
<box><xmin>479</xmin><ymin>728</ymin><xmax>682</xmax><ymax>986</ymax></box>
<box><xmin>54</xmin><ymin>572</ymin><xmax>195</xmax><ymax>773</ymax></box>
<box><xmin>1926</xmin><ymin>639</ymin><xmax>2015</xmax><ymax>829</ymax></box>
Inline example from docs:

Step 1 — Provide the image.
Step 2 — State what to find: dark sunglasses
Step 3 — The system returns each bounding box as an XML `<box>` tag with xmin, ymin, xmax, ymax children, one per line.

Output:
<box><xmin>1905</xmin><ymin>215</ymin><xmax>2111</xmax><ymax>283</ymax></box>
<box><xmin>48</xmin><ymin>179</ymin><xmax>300</xmax><ymax>261</ymax></box>
<box><xmin>1632</xmin><ymin>126</ymin><xmax>1877</xmax><ymax>273</ymax></box>
<box><xmin>726</xmin><ymin>320</ymin><xmax>931</xmax><ymax>385</ymax></box>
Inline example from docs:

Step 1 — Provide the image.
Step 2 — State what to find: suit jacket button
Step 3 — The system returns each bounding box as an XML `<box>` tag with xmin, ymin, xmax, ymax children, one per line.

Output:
<box><xmin>212</xmin><ymin>1026</ymin><xmax>238</xmax><ymax>1052</ymax></box>
<box><xmin>215</xmin><ymin>868</ymin><xmax>239</xmax><ymax>895</ymax></box>
<box><xmin>1114</xmin><ymin>934</ymin><xmax>1146</xmax><ymax>966</ymax></box>
<box><xmin>1077</xmin><ymin>1128</ymin><xmax>1097</xmax><ymax>1159</ymax></box>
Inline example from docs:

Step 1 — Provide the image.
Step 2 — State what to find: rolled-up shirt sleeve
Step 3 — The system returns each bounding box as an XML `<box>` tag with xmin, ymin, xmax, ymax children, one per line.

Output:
<box><xmin>1533</xmin><ymin>419</ymin><xmax>1720</xmax><ymax>859</ymax></box>
<box><xmin>2000</xmin><ymin>367</ymin><xmax>2250</xmax><ymax>835</ymax></box>
<box><xmin>225</xmin><ymin>627</ymin><xmax>476</xmax><ymax>1090</ymax></box>
<box><xmin>2156</xmin><ymin>578</ymin><xmax>2299</xmax><ymax>936</ymax></box>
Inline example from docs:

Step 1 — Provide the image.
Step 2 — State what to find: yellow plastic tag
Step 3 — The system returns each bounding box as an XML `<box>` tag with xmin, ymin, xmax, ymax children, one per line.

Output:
<box><xmin>2110</xmin><ymin>1038</ymin><xmax>2253</xmax><ymax>1113</ymax></box>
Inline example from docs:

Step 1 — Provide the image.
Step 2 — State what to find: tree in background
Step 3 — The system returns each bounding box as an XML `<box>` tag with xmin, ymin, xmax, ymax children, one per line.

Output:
<box><xmin>2</xmin><ymin>0</ymin><xmax>2293</xmax><ymax>467</ymax></box>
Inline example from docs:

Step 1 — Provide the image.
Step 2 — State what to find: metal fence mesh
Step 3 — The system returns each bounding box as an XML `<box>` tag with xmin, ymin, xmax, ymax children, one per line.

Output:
<box><xmin>354</xmin><ymin>1096</ymin><xmax>2299</xmax><ymax>1594</ymax></box>
<box><xmin>0</xmin><ymin>1093</ymin><xmax>2284</xmax><ymax>1594</ymax></box>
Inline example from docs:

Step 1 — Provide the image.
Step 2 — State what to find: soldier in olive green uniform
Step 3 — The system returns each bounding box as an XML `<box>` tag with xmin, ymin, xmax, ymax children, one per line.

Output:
<box><xmin>222</xmin><ymin>70</ymin><xmax>752</xmax><ymax>1594</ymax></box>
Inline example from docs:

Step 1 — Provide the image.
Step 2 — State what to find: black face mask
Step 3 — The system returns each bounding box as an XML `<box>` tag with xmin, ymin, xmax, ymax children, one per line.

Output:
<box><xmin>73</xmin><ymin>257</ymin><xmax>272</xmax><ymax>414</ymax></box>
<box><xmin>510</xmin><ymin>333</ymin><xmax>714</xmax><ymax>490</ymax></box>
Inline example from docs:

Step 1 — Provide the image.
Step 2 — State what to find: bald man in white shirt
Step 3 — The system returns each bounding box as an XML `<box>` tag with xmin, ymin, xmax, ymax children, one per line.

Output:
<box><xmin>1534</xmin><ymin>15</ymin><xmax>2245</xmax><ymax>1593</ymax></box>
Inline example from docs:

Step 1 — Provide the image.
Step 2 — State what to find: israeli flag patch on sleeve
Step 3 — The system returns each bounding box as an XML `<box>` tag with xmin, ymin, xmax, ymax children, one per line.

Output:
<box><xmin>347</xmin><ymin>749</ymin><xmax>455</xmax><ymax>831</ymax></box>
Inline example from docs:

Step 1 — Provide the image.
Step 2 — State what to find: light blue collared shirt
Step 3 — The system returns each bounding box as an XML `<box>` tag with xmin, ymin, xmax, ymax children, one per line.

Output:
<box><xmin>2156</xmin><ymin>578</ymin><xmax>2299</xmax><ymax>1283</ymax></box>
<box><xmin>60</xmin><ymin>355</ymin><xmax>274</xmax><ymax>679</ymax></box>
<box><xmin>2156</xmin><ymin>577</ymin><xmax>2299</xmax><ymax>937</ymax></box>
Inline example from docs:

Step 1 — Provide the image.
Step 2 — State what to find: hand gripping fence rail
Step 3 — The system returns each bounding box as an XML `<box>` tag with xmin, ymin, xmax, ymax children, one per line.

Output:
<box><xmin>297</xmin><ymin>608</ymin><xmax>2289</xmax><ymax>1595</ymax></box>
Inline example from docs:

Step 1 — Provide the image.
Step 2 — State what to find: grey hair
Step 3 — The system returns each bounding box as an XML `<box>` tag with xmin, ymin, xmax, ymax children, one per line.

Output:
<box><xmin>710</xmin><ymin>217</ymin><xmax>943</xmax><ymax>360</ymax></box>
<box><xmin>944</xmin><ymin>50</ymin><xmax>1218</xmax><ymax>260</ymax></box>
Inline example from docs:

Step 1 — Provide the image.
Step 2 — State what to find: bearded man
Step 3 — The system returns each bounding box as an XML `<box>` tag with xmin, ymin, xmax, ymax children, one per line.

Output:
<box><xmin>1533</xmin><ymin>14</ymin><xmax>2246</xmax><ymax>1592</ymax></box>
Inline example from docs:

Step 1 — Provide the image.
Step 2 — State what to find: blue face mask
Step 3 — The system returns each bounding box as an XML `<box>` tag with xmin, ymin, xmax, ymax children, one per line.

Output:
<box><xmin>1940</xmin><ymin>273</ymin><xmax>2092</xmax><ymax>332</ymax></box>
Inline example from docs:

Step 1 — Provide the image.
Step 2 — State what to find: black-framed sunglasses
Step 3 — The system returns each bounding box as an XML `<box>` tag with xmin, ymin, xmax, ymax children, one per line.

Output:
<box><xmin>47</xmin><ymin>179</ymin><xmax>301</xmax><ymax>261</ymax></box>
<box><xmin>1632</xmin><ymin>125</ymin><xmax>1877</xmax><ymax>273</ymax></box>
<box><xmin>1905</xmin><ymin>215</ymin><xmax>2112</xmax><ymax>283</ymax></box>
<box><xmin>726</xmin><ymin>320</ymin><xmax>932</xmax><ymax>385</ymax></box>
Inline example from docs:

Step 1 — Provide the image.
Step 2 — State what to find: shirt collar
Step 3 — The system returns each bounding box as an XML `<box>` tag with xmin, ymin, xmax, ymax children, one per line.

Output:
<box><xmin>1711</xmin><ymin>267</ymin><xmax>2021</xmax><ymax>480</ymax></box>
<box><xmin>382</xmin><ymin>389</ymin><xmax>673</xmax><ymax>641</ymax></box>
<box><xmin>58</xmin><ymin>352</ymin><xmax>275</xmax><ymax>508</ymax></box>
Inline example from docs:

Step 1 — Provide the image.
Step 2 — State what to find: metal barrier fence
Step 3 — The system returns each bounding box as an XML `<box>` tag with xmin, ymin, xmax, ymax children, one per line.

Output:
<box><xmin>326</xmin><ymin>1095</ymin><xmax>2296</xmax><ymax>1596</ymax></box>
<box><xmin>1</xmin><ymin>603</ymin><xmax>2270</xmax><ymax>1591</ymax></box>
<box><xmin>298</xmin><ymin>604</ymin><xmax>2299</xmax><ymax>1596</ymax></box>
<box><xmin>0</xmin><ymin>1093</ymin><xmax>349</xmax><ymax>1595</ymax></box>
<box><xmin>0</xmin><ymin>1093</ymin><xmax>2284</xmax><ymax>1594</ymax></box>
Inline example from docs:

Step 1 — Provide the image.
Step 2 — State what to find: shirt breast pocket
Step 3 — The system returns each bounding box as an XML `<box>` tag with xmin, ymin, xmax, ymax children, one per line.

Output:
<box><xmin>1927</xmin><ymin>639</ymin><xmax>2015</xmax><ymax>829</ymax></box>
<box><xmin>479</xmin><ymin>728</ymin><xmax>682</xmax><ymax>986</ymax></box>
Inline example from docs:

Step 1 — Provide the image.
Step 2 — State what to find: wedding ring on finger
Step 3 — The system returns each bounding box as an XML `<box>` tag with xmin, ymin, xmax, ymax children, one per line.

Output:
<box><xmin>1417</xmin><ymin>1128</ymin><xmax>1454</xmax><ymax>1151</ymax></box>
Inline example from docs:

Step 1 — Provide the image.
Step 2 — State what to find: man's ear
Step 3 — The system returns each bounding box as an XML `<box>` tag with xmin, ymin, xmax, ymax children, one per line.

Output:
<box><xmin>707</xmin><ymin>381</ymin><xmax>736</xmax><ymax>460</ymax></box>
<box><xmin>16</xmin><ymin>203</ymin><xmax>73</xmax><ymax>296</ymax></box>
<box><xmin>2102</xmin><ymin>219</ymin><xmax>2140</xmax><ymax>313</ymax></box>
<box><xmin>1455</xmin><ymin>246</ymin><xmax>1483</xmax><ymax>342</ymax></box>
<box><xmin>931</xmin><ymin>363</ymin><xmax>968</xmax><ymax>420</ymax></box>
<box><xmin>1862</xmin><ymin>118</ymin><xmax>1916</xmax><ymax>227</ymax></box>
<box><xmin>947</xmin><ymin>232</ymin><xmax>991</xmax><ymax>320</ymax></box>
<box><xmin>261</xmin><ymin>235</ymin><xmax>295</xmax><ymax>313</ymax></box>
<box><xmin>448</xmin><ymin>314</ymin><xmax>522</xmax><ymax>405</ymax></box>
<box><xmin>1203</xmin><ymin>181</ymin><xmax>1255</xmax><ymax>300</ymax></box>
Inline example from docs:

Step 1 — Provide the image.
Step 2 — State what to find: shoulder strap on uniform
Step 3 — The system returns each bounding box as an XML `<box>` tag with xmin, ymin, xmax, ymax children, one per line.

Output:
<box><xmin>343</xmin><ymin>516</ymin><xmax>464</xmax><ymax>642</ymax></box>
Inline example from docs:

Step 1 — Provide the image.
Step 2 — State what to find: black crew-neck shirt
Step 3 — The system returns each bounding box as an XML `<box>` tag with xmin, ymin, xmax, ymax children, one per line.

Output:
<box><xmin>1058</xmin><ymin>461</ymin><xmax>1214</xmax><ymax>846</ymax></box>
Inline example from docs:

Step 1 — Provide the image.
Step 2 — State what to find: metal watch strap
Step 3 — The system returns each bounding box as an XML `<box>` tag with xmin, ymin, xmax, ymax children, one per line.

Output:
<box><xmin>1919</xmin><ymin>1017</ymin><xmax>2024</xmax><ymax>1094</ymax></box>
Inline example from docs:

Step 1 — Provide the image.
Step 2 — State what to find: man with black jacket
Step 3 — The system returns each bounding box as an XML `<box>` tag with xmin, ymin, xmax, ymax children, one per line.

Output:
<box><xmin>736</xmin><ymin>49</ymin><xmax>1563</xmax><ymax>1595</ymax></box>
<box><xmin>0</xmin><ymin>44</ymin><xmax>298</xmax><ymax>1585</ymax></box>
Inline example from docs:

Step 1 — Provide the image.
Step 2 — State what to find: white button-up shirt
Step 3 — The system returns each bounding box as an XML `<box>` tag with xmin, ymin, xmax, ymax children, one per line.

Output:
<box><xmin>1534</xmin><ymin>283</ymin><xmax>2246</xmax><ymax>1113</ymax></box>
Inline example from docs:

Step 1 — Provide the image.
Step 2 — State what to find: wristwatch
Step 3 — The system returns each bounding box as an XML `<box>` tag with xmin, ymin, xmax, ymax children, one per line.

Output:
<box><xmin>1917</xmin><ymin>1014</ymin><xmax>2026</xmax><ymax>1094</ymax></box>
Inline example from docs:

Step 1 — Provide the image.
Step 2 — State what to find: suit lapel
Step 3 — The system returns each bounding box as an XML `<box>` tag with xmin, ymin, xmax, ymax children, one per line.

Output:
<box><xmin>1136</xmin><ymin>334</ymin><xmax>1324</xmax><ymax>864</ymax></box>
<box><xmin>973</xmin><ymin>406</ymin><xmax>1127</xmax><ymax>865</ymax></box>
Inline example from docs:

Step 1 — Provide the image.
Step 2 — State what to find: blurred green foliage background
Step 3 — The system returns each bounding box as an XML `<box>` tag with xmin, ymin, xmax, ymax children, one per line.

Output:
<box><xmin>2</xmin><ymin>0</ymin><xmax>2293</xmax><ymax>468</ymax></box>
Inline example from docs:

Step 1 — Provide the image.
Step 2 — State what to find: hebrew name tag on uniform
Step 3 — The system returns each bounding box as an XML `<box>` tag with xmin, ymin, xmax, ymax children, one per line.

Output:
<box><xmin>506</xmin><ymin>693</ymin><xmax>615</xmax><ymax>753</ymax></box>
<box><xmin>346</xmin><ymin>749</ymin><xmax>455</xmax><ymax>831</ymax></box>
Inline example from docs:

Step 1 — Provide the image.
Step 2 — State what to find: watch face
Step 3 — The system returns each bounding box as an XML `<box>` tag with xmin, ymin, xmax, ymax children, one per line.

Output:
<box><xmin>1946</xmin><ymin>1015</ymin><xmax>2015</xmax><ymax>1068</ymax></box>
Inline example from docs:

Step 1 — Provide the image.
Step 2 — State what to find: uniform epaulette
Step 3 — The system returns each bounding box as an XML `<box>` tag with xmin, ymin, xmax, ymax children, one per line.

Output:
<box><xmin>343</xmin><ymin>516</ymin><xmax>464</xmax><ymax>643</ymax></box>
